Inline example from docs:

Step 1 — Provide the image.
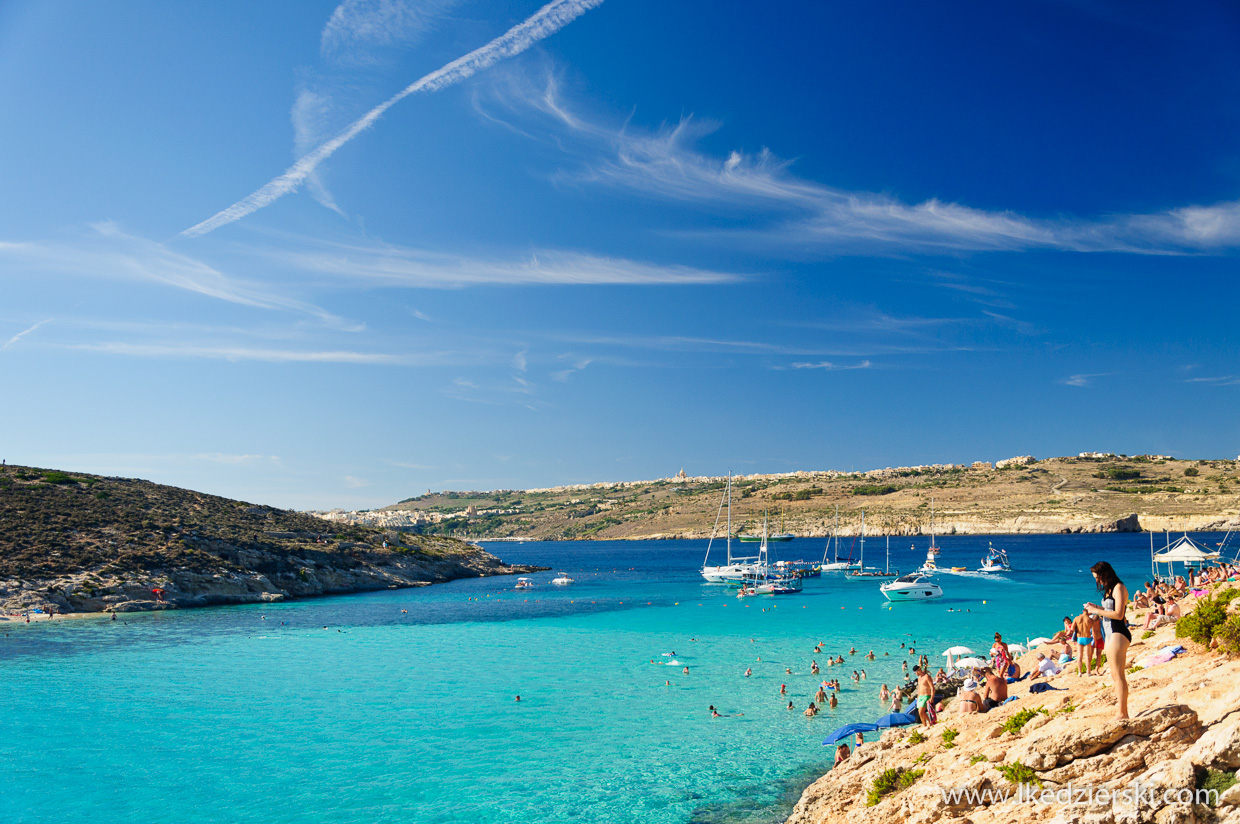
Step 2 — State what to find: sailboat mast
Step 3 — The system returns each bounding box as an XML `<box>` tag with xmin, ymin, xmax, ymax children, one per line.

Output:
<box><xmin>726</xmin><ymin>473</ymin><xmax>732</xmax><ymax>565</ymax></box>
<box><xmin>860</xmin><ymin>510</ymin><xmax>866</xmax><ymax>567</ymax></box>
<box><xmin>886</xmin><ymin>533</ymin><xmax>890</xmax><ymax>574</ymax></box>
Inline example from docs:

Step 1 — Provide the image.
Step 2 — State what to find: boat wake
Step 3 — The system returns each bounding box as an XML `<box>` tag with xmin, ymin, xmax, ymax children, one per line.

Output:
<box><xmin>937</xmin><ymin>569</ymin><xmax>1011</xmax><ymax>581</ymax></box>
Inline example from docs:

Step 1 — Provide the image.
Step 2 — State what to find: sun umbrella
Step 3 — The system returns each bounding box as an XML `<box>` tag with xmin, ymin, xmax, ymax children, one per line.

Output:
<box><xmin>1006</xmin><ymin>644</ymin><xmax>1028</xmax><ymax>655</ymax></box>
<box><xmin>954</xmin><ymin>657</ymin><xmax>987</xmax><ymax>669</ymax></box>
<box><xmin>874</xmin><ymin>711</ymin><xmax>919</xmax><ymax>728</ymax></box>
<box><xmin>942</xmin><ymin>645</ymin><xmax>975</xmax><ymax>669</ymax></box>
<box><xmin>1027</xmin><ymin>637</ymin><xmax>1053</xmax><ymax>647</ymax></box>
<box><xmin>823</xmin><ymin>722</ymin><xmax>879</xmax><ymax>746</ymax></box>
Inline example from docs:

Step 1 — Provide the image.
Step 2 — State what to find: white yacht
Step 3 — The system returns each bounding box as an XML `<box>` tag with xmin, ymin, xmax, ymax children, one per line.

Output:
<box><xmin>880</xmin><ymin>573</ymin><xmax>943</xmax><ymax>601</ymax></box>
<box><xmin>916</xmin><ymin>498</ymin><xmax>941</xmax><ymax>574</ymax></box>
<box><xmin>551</xmin><ymin>572</ymin><xmax>574</xmax><ymax>585</ymax></box>
<box><xmin>514</xmin><ymin>577</ymin><xmax>534</xmax><ymax>590</ymax></box>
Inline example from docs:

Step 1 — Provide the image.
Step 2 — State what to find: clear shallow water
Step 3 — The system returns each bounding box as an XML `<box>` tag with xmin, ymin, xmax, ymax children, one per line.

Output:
<box><xmin>1</xmin><ymin>533</ymin><xmax>1227</xmax><ymax>823</ymax></box>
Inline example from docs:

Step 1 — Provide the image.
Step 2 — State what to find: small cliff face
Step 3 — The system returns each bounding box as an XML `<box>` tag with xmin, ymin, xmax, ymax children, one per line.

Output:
<box><xmin>0</xmin><ymin>466</ymin><xmax>543</xmax><ymax>613</ymax></box>
<box><xmin>784</xmin><ymin>596</ymin><xmax>1240</xmax><ymax>824</ymax></box>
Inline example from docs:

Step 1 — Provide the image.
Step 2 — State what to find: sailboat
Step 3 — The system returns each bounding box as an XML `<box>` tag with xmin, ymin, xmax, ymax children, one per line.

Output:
<box><xmin>736</xmin><ymin>513</ymin><xmax>802</xmax><ymax>596</ymax></box>
<box><xmin>845</xmin><ymin>518</ymin><xmax>899</xmax><ymax>581</ymax></box>
<box><xmin>701</xmin><ymin>475</ymin><xmax>764</xmax><ymax>582</ymax></box>
<box><xmin>820</xmin><ymin>505</ymin><xmax>861</xmax><ymax>571</ymax></box>
<box><xmin>916</xmin><ymin>498</ymin><xmax>941</xmax><ymax>574</ymax></box>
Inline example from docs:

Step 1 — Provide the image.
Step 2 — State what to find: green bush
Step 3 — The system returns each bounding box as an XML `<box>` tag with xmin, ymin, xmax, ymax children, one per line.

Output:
<box><xmin>42</xmin><ymin>471</ymin><xmax>79</xmax><ymax>485</ymax></box>
<box><xmin>969</xmin><ymin>754</ymin><xmax>988</xmax><ymax>765</ymax></box>
<box><xmin>1215</xmin><ymin>588</ymin><xmax>1240</xmax><ymax>605</ymax></box>
<box><xmin>1141</xmin><ymin>630</ymin><xmax>1155</xmax><ymax>639</ymax></box>
<box><xmin>1177</xmin><ymin>595</ymin><xmax>1230</xmax><ymax>644</ymax></box>
<box><xmin>1184</xmin><ymin>467</ymin><xmax>1200</xmax><ymax>477</ymax></box>
<box><xmin>908</xmin><ymin>729</ymin><xmax>927</xmax><ymax>744</ymax></box>
<box><xmin>853</xmin><ymin>484</ymin><xmax>898</xmax><ymax>496</ymax></box>
<box><xmin>1213</xmin><ymin>615</ymin><xmax>1240</xmax><ymax>656</ymax></box>
<box><xmin>1095</xmin><ymin>467</ymin><xmax>1141</xmax><ymax>480</ymax></box>
<box><xmin>997</xmin><ymin>761</ymin><xmax>1043</xmax><ymax>788</ymax></box>
<box><xmin>1001</xmin><ymin>707</ymin><xmax>1048</xmax><ymax>735</ymax></box>
<box><xmin>866</xmin><ymin>768</ymin><xmax>925</xmax><ymax>806</ymax></box>
<box><xmin>1197</xmin><ymin>768</ymin><xmax>1236</xmax><ymax>806</ymax></box>
<box><xmin>941</xmin><ymin>728</ymin><xmax>958</xmax><ymax>748</ymax></box>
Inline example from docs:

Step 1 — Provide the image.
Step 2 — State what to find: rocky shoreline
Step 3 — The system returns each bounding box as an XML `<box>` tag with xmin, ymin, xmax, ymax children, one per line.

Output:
<box><xmin>784</xmin><ymin>586</ymin><xmax>1240</xmax><ymax>824</ymax></box>
<box><xmin>0</xmin><ymin>465</ymin><xmax>545</xmax><ymax>615</ymax></box>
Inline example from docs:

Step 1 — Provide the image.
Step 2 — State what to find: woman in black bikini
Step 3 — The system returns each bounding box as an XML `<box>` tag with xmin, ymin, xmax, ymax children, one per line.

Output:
<box><xmin>1085</xmin><ymin>561</ymin><xmax>1131</xmax><ymax>720</ymax></box>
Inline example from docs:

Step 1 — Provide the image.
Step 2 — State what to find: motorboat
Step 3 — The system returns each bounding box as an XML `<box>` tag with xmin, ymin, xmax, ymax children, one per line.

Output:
<box><xmin>514</xmin><ymin>577</ymin><xmax>534</xmax><ymax>589</ymax></box>
<box><xmin>551</xmin><ymin>573</ymin><xmax>574</xmax><ymax>585</ymax></box>
<box><xmin>977</xmin><ymin>543</ymin><xmax>1012</xmax><ymax>573</ymax></box>
<box><xmin>880</xmin><ymin>574</ymin><xmax>943</xmax><ymax>601</ymax></box>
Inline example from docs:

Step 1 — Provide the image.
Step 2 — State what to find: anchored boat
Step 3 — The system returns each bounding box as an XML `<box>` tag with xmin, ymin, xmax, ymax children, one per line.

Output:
<box><xmin>880</xmin><ymin>573</ymin><xmax>943</xmax><ymax>601</ymax></box>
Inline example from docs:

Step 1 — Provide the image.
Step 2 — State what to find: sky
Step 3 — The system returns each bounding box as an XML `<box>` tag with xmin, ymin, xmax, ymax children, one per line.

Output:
<box><xmin>1</xmin><ymin>0</ymin><xmax>1239</xmax><ymax>510</ymax></box>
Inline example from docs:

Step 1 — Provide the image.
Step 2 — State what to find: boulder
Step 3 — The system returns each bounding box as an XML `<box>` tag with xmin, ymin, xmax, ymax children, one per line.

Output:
<box><xmin>1182</xmin><ymin>715</ymin><xmax>1240</xmax><ymax>771</ymax></box>
<box><xmin>1008</xmin><ymin>705</ymin><xmax>1201</xmax><ymax>771</ymax></box>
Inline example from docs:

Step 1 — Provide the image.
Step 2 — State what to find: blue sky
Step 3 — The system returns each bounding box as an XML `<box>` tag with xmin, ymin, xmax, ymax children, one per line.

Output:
<box><xmin>2</xmin><ymin>0</ymin><xmax>1238</xmax><ymax>509</ymax></box>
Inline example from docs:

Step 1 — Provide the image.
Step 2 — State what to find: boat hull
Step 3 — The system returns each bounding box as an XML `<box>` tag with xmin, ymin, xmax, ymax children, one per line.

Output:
<box><xmin>881</xmin><ymin>584</ymin><xmax>943</xmax><ymax>601</ymax></box>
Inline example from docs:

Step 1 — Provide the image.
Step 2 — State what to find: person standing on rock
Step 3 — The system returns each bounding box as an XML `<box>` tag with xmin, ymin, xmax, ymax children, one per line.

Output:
<box><xmin>1085</xmin><ymin>561</ymin><xmax>1132</xmax><ymax>721</ymax></box>
<box><xmin>1072</xmin><ymin>608</ymin><xmax>1094</xmax><ymax>676</ymax></box>
<box><xmin>912</xmin><ymin>665</ymin><xmax>935</xmax><ymax>726</ymax></box>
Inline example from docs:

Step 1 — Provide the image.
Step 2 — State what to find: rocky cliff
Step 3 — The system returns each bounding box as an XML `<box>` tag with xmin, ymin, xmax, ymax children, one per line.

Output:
<box><xmin>784</xmin><ymin>589</ymin><xmax>1240</xmax><ymax>824</ymax></box>
<box><xmin>0</xmin><ymin>465</ymin><xmax>544</xmax><ymax>614</ymax></box>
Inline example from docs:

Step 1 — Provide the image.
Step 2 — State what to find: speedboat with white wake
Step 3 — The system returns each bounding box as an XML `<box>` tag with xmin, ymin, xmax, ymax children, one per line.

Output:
<box><xmin>976</xmin><ymin>543</ymin><xmax>1012</xmax><ymax>573</ymax></box>
<box><xmin>880</xmin><ymin>573</ymin><xmax>943</xmax><ymax>601</ymax></box>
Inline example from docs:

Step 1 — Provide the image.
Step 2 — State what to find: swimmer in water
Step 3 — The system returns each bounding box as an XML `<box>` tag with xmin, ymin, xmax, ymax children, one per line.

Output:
<box><xmin>829</xmin><ymin>692</ymin><xmax>838</xmax><ymax>708</ymax></box>
<box><xmin>744</xmin><ymin>668</ymin><xmax>752</xmax><ymax>677</ymax></box>
<box><xmin>780</xmin><ymin>684</ymin><xmax>787</xmax><ymax>695</ymax></box>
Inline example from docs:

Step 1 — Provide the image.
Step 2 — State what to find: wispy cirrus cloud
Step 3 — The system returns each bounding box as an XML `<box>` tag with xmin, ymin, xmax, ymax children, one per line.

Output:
<box><xmin>62</xmin><ymin>341</ymin><xmax>449</xmax><ymax>365</ymax></box>
<box><xmin>777</xmin><ymin>360</ymin><xmax>872</xmax><ymax>371</ymax></box>
<box><xmin>182</xmin><ymin>0</ymin><xmax>605</xmax><ymax>238</ymax></box>
<box><xmin>0</xmin><ymin>224</ymin><xmax>356</xmax><ymax>328</ymax></box>
<box><xmin>487</xmin><ymin>77</ymin><xmax>1240</xmax><ymax>256</ymax></box>
<box><xmin>267</xmin><ymin>235</ymin><xmax>741</xmax><ymax>286</ymax></box>
<box><xmin>1060</xmin><ymin>373</ymin><xmax>1110</xmax><ymax>387</ymax></box>
<box><xmin>2</xmin><ymin>318</ymin><xmax>52</xmax><ymax>351</ymax></box>
<box><xmin>320</xmin><ymin>0</ymin><xmax>460</xmax><ymax>64</ymax></box>
<box><xmin>1185</xmin><ymin>375</ymin><xmax>1240</xmax><ymax>386</ymax></box>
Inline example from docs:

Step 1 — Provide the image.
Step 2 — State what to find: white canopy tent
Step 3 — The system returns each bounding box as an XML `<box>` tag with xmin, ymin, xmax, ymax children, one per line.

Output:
<box><xmin>1152</xmin><ymin>534</ymin><xmax>1220</xmax><ymax>582</ymax></box>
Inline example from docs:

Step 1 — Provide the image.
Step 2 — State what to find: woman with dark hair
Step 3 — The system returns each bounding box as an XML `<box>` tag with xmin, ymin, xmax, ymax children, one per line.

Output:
<box><xmin>1085</xmin><ymin>561</ymin><xmax>1131</xmax><ymax>720</ymax></box>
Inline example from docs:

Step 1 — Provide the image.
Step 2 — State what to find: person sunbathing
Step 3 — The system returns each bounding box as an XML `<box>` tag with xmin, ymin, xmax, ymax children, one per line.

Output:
<box><xmin>1030</xmin><ymin>652</ymin><xmax>1062</xmax><ymax>679</ymax></box>
<box><xmin>956</xmin><ymin>679</ymin><xmax>983</xmax><ymax>714</ymax></box>
<box><xmin>1142</xmin><ymin>604</ymin><xmax>1166</xmax><ymax>631</ymax></box>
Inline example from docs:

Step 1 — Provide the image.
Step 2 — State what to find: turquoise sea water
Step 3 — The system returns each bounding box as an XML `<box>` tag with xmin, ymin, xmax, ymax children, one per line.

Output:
<box><xmin>2</xmin><ymin>533</ymin><xmax>1230</xmax><ymax>823</ymax></box>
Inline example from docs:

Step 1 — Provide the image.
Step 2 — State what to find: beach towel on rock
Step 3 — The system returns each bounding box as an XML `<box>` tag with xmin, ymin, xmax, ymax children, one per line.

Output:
<box><xmin>1029</xmin><ymin>683</ymin><xmax>1064</xmax><ymax>693</ymax></box>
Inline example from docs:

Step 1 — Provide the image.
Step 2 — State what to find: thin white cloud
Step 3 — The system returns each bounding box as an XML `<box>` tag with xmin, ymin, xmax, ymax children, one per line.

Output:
<box><xmin>272</xmin><ymin>239</ymin><xmax>741</xmax><ymax>286</ymax></box>
<box><xmin>1185</xmin><ymin>375</ymin><xmax>1240</xmax><ymax>386</ymax></box>
<box><xmin>513</xmin><ymin>349</ymin><xmax>528</xmax><ymax>373</ymax></box>
<box><xmin>495</xmin><ymin>79</ymin><xmax>1240</xmax><ymax>255</ymax></box>
<box><xmin>182</xmin><ymin>0</ymin><xmax>605</xmax><ymax>238</ymax></box>
<box><xmin>62</xmin><ymin>341</ymin><xmax>446</xmax><ymax>365</ymax></box>
<box><xmin>344</xmin><ymin>475</ymin><xmax>371</xmax><ymax>488</ymax></box>
<box><xmin>778</xmin><ymin>360</ymin><xmax>872</xmax><ymax>371</ymax></box>
<box><xmin>552</xmin><ymin>355</ymin><xmax>591</xmax><ymax>381</ymax></box>
<box><xmin>1</xmin><ymin>318</ymin><xmax>51</xmax><ymax>351</ymax></box>
<box><xmin>0</xmin><ymin>225</ymin><xmax>356</xmax><ymax>328</ymax></box>
<box><xmin>321</xmin><ymin>0</ymin><xmax>458</xmax><ymax>63</ymax></box>
<box><xmin>1060</xmin><ymin>373</ymin><xmax>1110</xmax><ymax>387</ymax></box>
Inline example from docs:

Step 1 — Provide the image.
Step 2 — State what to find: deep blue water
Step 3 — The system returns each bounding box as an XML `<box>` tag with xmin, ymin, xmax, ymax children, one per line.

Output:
<box><xmin>1</xmin><ymin>532</ymin><xmax>1230</xmax><ymax>823</ymax></box>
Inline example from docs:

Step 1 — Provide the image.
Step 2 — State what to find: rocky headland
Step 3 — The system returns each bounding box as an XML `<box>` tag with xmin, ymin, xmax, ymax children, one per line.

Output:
<box><xmin>0</xmin><ymin>465</ymin><xmax>544</xmax><ymax>614</ymax></box>
<box><xmin>785</xmin><ymin>585</ymin><xmax>1240</xmax><ymax>824</ymax></box>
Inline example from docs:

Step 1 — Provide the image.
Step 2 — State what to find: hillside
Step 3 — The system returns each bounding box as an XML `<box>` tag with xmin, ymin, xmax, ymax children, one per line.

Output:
<box><xmin>374</xmin><ymin>455</ymin><xmax>1240</xmax><ymax>541</ymax></box>
<box><xmin>0</xmin><ymin>464</ymin><xmax>542</xmax><ymax>614</ymax></box>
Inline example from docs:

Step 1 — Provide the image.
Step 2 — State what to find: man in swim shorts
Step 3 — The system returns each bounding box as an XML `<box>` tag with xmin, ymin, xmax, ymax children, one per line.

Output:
<box><xmin>1073</xmin><ymin>609</ymin><xmax>1094</xmax><ymax>676</ymax></box>
<box><xmin>912</xmin><ymin>665</ymin><xmax>935</xmax><ymax>726</ymax></box>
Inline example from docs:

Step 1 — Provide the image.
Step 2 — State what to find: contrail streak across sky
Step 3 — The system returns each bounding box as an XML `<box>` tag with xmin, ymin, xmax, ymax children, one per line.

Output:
<box><xmin>181</xmin><ymin>0</ymin><xmax>604</xmax><ymax>238</ymax></box>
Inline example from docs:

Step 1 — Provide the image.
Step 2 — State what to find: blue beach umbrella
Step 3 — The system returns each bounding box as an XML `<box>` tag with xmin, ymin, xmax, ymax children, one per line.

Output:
<box><xmin>822</xmin><ymin>722</ymin><xmax>879</xmax><ymax>746</ymax></box>
<box><xmin>874</xmin><ymin>711</ymin><xmax>919</xmax><ymax>728</ymax></box>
